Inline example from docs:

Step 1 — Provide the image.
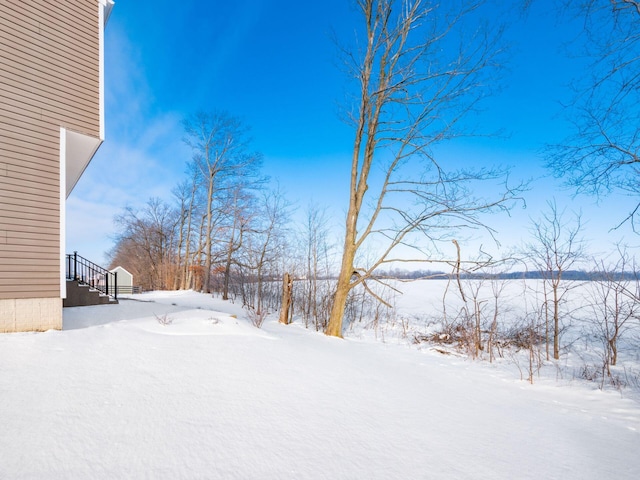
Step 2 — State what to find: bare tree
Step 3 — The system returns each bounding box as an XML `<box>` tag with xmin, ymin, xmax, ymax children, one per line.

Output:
<box><xmin>110</xmin><ymin>198</ymin><xmax>179</xmax><ymax>290</ymax></box>
<box><xmin>172</xmin><ymin>170</ymin><xmax>201</xmax><ymax>290</ymax></box>
<box><xmin>587</xmin><ymin>246</ymin><xmax>639</xmax><ymax>378</ymax></box>
<box><xmin>547</xmin><ymin>0</ymin><xmax>640</xmax><ymax>229</ymax></box>
<box><xmin>182</xmin><ymin>111</ymin><xmax>262</xmax><ymax>293</ymax></box>
<box><xmin>460</xmin><ymin>276</ymin><xmax>488</xmax><ymax>359</ymax></box>
<box><xmin>238</xmin><ymin>189</ymin><xmax>292</xmax><ymax>324</ymax></box>
<box><xmin>526</xmin><ymin>200</ymin><xmax>585</xmax><ymax>360</ymax></box>
<box><xmin>326</xmin><ymin>0</ymin><xmax>520</xmax><ymax>337</ymax></box>
<box><xmin>299</xmin><ymin>203</ymin><xmax>335</xmax><ymax>330</ymax></box>
<box><xmin>219</xmin><ymin>184</ymin><xmax>257</xmax><ymax>300</ymax></box>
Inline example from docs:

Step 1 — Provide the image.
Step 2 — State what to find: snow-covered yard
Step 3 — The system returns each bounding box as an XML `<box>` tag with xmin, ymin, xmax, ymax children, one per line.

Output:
<box><xmin>1</xmin><ymin>290</ymin><xmax>639</xmax><ymax>479</ymax></box>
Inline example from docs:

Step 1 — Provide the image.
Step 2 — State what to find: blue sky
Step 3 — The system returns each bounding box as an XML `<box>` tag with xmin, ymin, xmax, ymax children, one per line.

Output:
<box><xmin>67</xmin><ymin>0</ymin><xmax>638</xmax><ymax>266</ymax></box>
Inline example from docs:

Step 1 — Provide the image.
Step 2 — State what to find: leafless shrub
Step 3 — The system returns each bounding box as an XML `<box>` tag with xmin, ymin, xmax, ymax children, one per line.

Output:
<box><xmin>413</xmin><ymin>320</ymin><xmax>468</xmax><ymax>347</ymax></box>
<box><xmin>498</xmin><ymin>324</ymin><xmax>546</xmax><ymax>351</ymax></box>
<box><xmin>246</xmin><ymin>307</ymin><xmax>267</xmax><ymax>328</ymax></box>
<box><xmin>155</xmin><ymin>313</ymin><xmax>173</xmax><ymax>326</ymax></box>
<box><xmin>623</xmin><ymin>367</ymin><xmax>640</xmax><ymax>392</ymax></box>
<box><xmin>415</xmin><ymin>312</ymin><xmax>547</xmax><ymax>376</ymax></box>
<box><xmin>609</xmin><ymin>373</ymin><xmax>626</xmax><ymax>390</ymax></box>
<box><xmin>576</xmin><ymin>363</ymin><xmax>628</xmax><ymax>391</ymax></box>
<box><xmin>578</xmin><ymin>363</ymin><xmax>602</xmax><ymax>383</ymax></box>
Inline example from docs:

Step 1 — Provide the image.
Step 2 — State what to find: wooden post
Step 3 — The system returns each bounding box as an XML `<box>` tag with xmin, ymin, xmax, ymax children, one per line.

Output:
<box><xmin>279</xmin><ymin>272</ymin><xmax>293</xmax><ymax>325</ymax></box>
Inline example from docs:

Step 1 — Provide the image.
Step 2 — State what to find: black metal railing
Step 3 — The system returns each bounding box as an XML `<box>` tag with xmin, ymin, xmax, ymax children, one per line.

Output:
<box><xmin>66</xmin><ymin>251</ymin><xmax>118</xmax><ymax>301</ymax></box>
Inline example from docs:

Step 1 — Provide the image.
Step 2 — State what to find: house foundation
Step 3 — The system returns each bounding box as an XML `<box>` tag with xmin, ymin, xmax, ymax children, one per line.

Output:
<box><xmin>0</xmin><ymin>298</ymin><xmax>62</xmax><ymax>333</ymax></box>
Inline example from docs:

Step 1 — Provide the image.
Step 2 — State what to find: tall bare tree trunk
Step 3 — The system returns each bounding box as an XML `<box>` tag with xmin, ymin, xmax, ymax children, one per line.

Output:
<box><xmin>222</xmin><ymin>201</ymin><xmax>244</xmax><ymax>301</ymax></box>
<box><xmin>326</xmin><ymin>274</ymin><xmax>352</xmax><ymax>337</ymax></box>
<box><xmin>553</xmin><ymin>282</ymin><xmax>560</xmax><ymax>360</ymax></box>
<box><xmin>543</xmin><ymin>280</ymin><xmax>550</xmax><ymax>361</ymax></box>
<box><xmin>202</xmin><ymin>169</ymin><xmax>215</xmax><ymax>293</ymax></box>
<box><xmin>222</xmin><ymin>221</ymin><xmax>235</xmax><ymax>300</ymax></box>
<box><xmin>326</xmin><ymin>214</ymin><xmax>359</xmax><ymax>336</ymax></box>
<box><xmin>180</xmin><ymin>172</ymin><xmax>198</xmax><ymax>290</ymax></box>
<box><xmin>172</xmin><ymin>204</ymin><xmax>185</xmax><ymax>291</ymax></box>
<box><xmin>279</xmin><ymin>272</ymin><xmax>293</xmax><ymax>325</ymax></box>
<box><xmin>324</xmin><ymin>0</ymin><xmax>374</xmax><ymax>336</ymax></box>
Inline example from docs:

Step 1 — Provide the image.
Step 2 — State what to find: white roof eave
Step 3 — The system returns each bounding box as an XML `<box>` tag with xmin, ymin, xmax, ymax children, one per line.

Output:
<box><xmin>65</xmin><ymin>130</ymin><xmax>102</xmax><ymax>198</ymax></box>
<box><xmin>103</xmin><ymin>0</ymin><xmax>115</xmax><ymax>26</ymax></box>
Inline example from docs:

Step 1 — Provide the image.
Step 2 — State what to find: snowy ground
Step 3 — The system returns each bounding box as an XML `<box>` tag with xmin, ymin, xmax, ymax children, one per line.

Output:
<box><xmin>1</xmin><ymin>290</ymin><xmax>639</xmax><ymax>479</ymax></box>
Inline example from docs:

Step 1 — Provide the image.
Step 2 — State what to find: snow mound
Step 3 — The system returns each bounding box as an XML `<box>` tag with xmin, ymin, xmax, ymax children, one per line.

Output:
<box><xmin>0</xmin><ymin>290</ymin><xmax>638</xmax><ymax>479</ymax></box>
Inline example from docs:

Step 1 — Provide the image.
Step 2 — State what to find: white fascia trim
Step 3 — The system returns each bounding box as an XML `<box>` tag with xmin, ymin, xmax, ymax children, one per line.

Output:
<box><xmin>98</xmin><ymin>1</ymin><xmax>111</xmax><ymax>140</ymax></box>
<box><xmin>60</xmin><ymin>127</ymin><xmax>67</xmax><ymax>299</ymax></box>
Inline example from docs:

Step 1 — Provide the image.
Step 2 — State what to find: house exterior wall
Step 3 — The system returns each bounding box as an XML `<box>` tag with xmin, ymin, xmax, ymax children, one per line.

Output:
<box><xmin>0</xmin><ymin>0</ymin><xmax>103</xmax><ymax>331</ymax></box>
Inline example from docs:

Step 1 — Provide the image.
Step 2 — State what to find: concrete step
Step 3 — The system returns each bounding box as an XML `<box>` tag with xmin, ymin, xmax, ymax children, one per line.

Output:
<box><xmin>63</xmin><ymin>280</ymin><xmax>119</xmax><ymax>307</ymax></box>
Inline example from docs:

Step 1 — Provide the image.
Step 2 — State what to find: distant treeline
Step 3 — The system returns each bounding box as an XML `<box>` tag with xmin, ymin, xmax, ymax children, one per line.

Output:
<box><xmin>377</xmin><ymin>270</ymin><xmax>639</xmax><ymax>281</ymax></box>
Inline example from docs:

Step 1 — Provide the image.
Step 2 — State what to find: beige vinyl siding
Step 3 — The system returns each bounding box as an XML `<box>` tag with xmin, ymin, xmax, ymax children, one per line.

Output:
<box><xmin>0</xmin><ymin>79</ymin><xmax>99</xmax><ymax>136</ymax></box>
<box><xmin>0</xmin><ymin>132</ymin><xmax>60</xmax><ymax>161</ymax></box>
<box><xmin>4</xmin><ymin>0</ymin><xmax>98</xmax><ymax>41</ymax></box>
<box><xmin>0</xmin><ymin>54</ymin><xmax>100</xmax><ymax>123</ymax></box>
<box><xmin>0</xmin><ymin>122</ymin><xmax>59</xmax><ymax>299</ymax></box>
<box><xmin>0</xmin><ymin>39</ymin><xmax>99</xmax><ymax>106</ymax></box>
<box><xmin>0</xmin><ymin>0</ymin><xmax>101</xmax><ymax>300</ymax></box>
<box><xmin>0</xmin><ymin>6</ymin><xmax>99</xmax><ymax>72</ymax></box>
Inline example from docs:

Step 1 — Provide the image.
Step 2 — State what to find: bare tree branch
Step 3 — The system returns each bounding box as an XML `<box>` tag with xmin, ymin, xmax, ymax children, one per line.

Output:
<box><xmin>326</xmin><ymin>0</ymin><xmax>521</xmax><ymax>337</ymax></box>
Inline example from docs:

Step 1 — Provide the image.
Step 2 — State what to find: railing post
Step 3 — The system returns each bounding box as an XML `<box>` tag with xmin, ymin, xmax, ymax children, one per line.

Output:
<box><xmin>114</xmin><ymin>271</ymin><xmax>118</xmax><ymax>301</ymax></box>
<box><xmin>105</xmin><ymin>270</ymin><xmax>109</xmax><ymax>297</ymax></box>
<box><xmin>73</xmin><ymin>251</ymin><xmax>78</xmax><ymax>281</ymax></box>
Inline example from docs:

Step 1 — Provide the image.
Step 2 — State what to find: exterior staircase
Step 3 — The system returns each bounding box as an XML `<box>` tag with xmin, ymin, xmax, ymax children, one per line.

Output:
<box><xmin>63</xmin><ymin>252</ymin><xmax>118</xmax><ymax>307</ymax></box>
